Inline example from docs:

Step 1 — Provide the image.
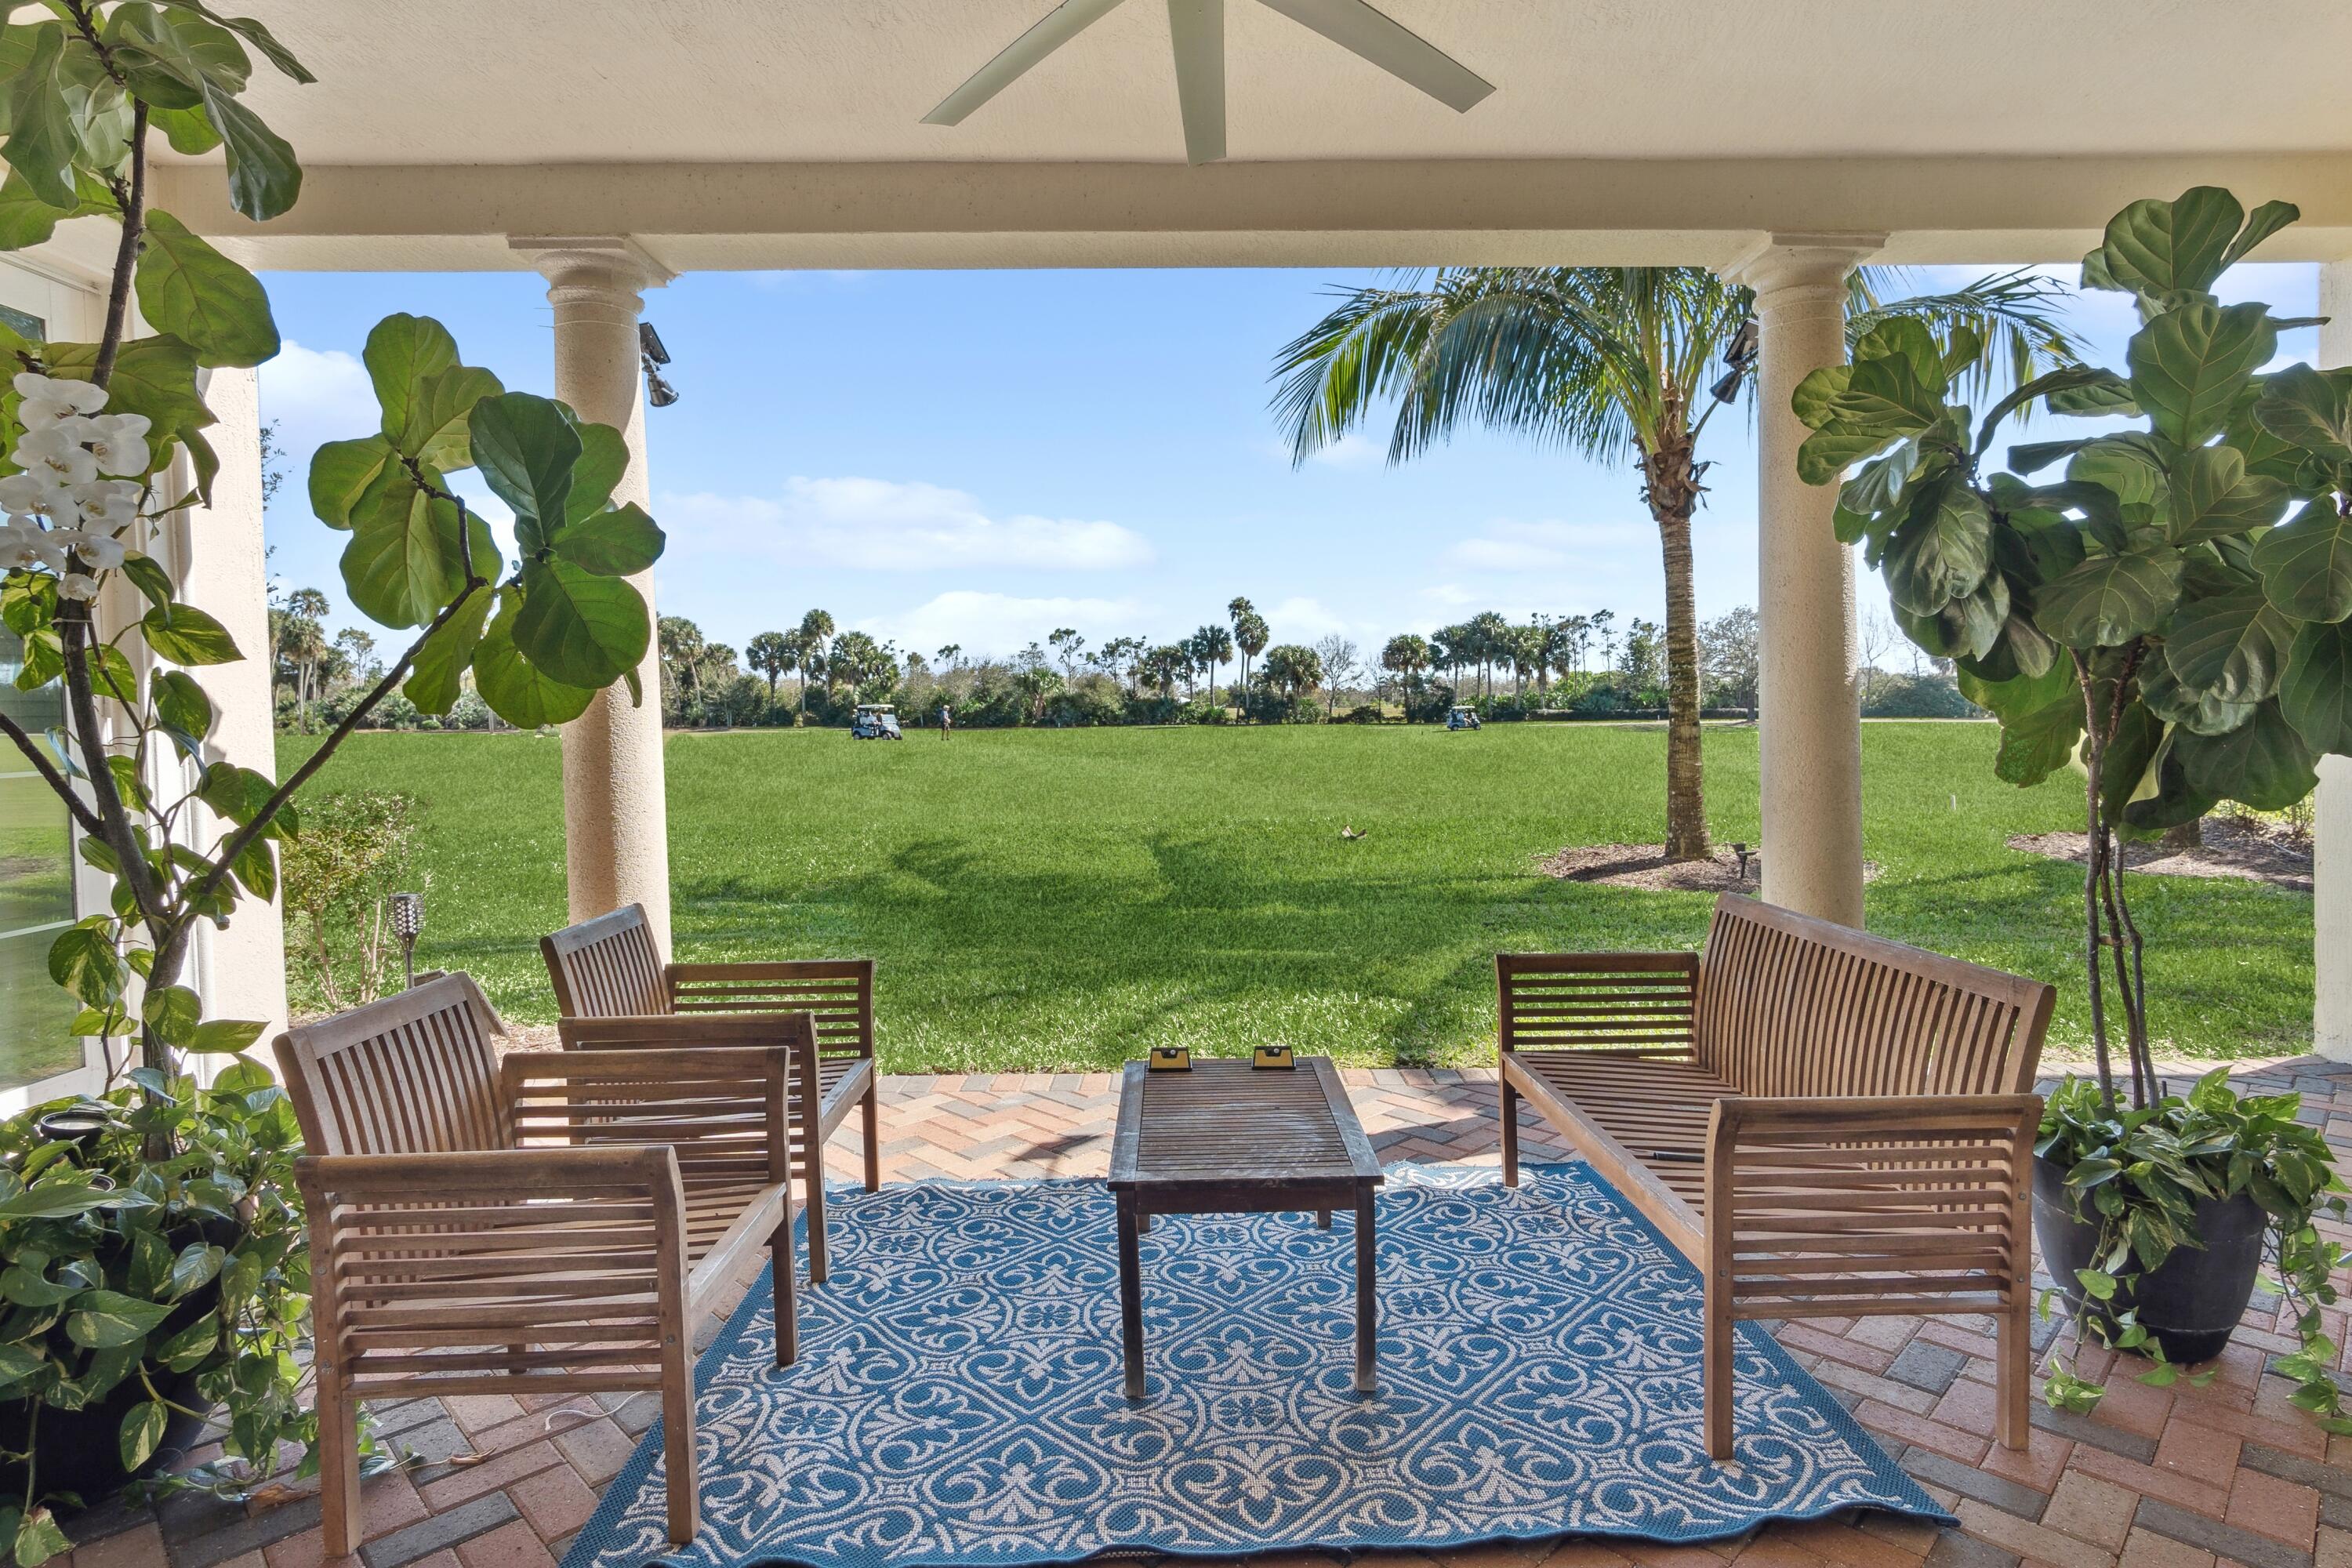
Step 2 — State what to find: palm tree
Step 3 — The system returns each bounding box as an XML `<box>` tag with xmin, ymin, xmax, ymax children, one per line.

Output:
<box><xmin>1261</xmin><ymin>644</ymin><xmax>1323</xmax><ymax>721</ymax></box>
<box><xmin>1381</xmin><ymin>633</ymin><xmax>1429</xmax><ymax>719</ymax></box>
<box><xmin>1229</xmin><ymin>600</ymin><xmax>1269</xmax><ymax>720</ymax></box>
<box><xmin>1273</xmin><ymin>266</ymin><xmax>2078</xmax><ymax>860</ymax></box>
<box><xmin>746</xmin><ymin>630</ymin><xmax>793</xmax><ymax>697</ymax></box>
<box><xmin>799</xmin><ymin>608</ymin><xmax>836</xmax><ymax>695</ymax></box>
<box><xmin>1192</xmin><ymin>624</ymin><xmax>1235</xmax><ymax>709</ymax></box>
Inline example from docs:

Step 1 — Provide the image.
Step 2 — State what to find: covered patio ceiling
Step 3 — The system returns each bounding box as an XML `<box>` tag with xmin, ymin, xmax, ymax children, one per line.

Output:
<box><xmin>140</xmin><ymin>0</ymin><xmax>2352</xmax><ymax>271</ymax></box>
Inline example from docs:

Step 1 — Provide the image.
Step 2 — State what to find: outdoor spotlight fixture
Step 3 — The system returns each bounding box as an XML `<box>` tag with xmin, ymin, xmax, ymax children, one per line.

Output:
<box><xmin>390</xmin><ymin>891</ymin><xmax>423</xmax><ymax>989</ymax></box>
<box><xmin>1710</xmin><ymin>317</ymin><xmax>1760</xmax><ymax>405</ymax></box>
<box><xmin>640</xmin><ymin>321</ymin><xmax>679</xmax><ymax>408</ymax></box>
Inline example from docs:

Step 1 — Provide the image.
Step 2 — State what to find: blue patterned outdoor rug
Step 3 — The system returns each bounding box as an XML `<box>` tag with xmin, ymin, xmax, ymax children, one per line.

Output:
<box><xmin>562</xmin><ymin>1164</ymin><xmax>1948</xmax><ymax>1568</ymax></box>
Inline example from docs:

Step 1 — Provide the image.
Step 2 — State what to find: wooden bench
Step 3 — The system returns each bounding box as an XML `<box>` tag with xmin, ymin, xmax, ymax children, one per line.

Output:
<box><xmin>1497</xmin><ymin>895</ymin><xmax>2053</xmax><ymax>1460</ymax></box>
<box><xmin>275</xmin><ymin>974</ymin><xmax>802</xmax><ymax>1553</ymax></box>
<box><xmin>542</xmin><ymin>903</ymin><xmax>881</xmax><ymax>1283</ymax></box>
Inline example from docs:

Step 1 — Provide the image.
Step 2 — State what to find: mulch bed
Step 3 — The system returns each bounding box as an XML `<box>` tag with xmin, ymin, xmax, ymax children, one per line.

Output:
<box><xmin>1537</xmin><ymin>843</ymin><xmax>1882</xmax><ymax>893</ymax></box>
<box><xmin>2007</xmin><ymin>817</ymin><xmax>2313</xmax><ymax>893</ymax></box>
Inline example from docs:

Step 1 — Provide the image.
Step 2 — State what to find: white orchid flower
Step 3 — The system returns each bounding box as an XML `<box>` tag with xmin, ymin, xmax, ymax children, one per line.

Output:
<box><xmin>65</xmin><ymin>533</ymin><xmax>126</xmax><ymax>571</ymax></box>
<box><xmin>85</xmin><ymin>412</ymin><xmax>151</xmax><ymax>477</ymax></box>
<box><xmin>68</xmin><ymin>478</ymin><xmax>143</xmax><ymax>530</ymax></box>
<box><xmin>0</xmin><ymin>520</ymin><xmax>53</xmax><ymax>572</ymax></box>
<box><xmin>14</xmin><ymin>426</ymin><xmax>100</xmax><ymax>487</ymax></box>
<box><xmin>13</xmin><ymin>372</ymin><xmax>106</xmax><ymax>431</ymax></box>
<box><xmin>54</xmin><ymin>571</ymin><xmax>100</xmax><ymax>601</ymax></box>
<box><xmin>0</xmin><ymin>473</ymin><xmax>70</xmax><ymax>517</ymax></box>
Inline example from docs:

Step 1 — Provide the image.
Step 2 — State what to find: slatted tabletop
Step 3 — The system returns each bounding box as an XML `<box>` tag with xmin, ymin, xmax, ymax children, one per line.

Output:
<box><xmin>1109</xmin><ymin>1057</ymin><xmax>1381</xmax><ymax>1189</ymax></box>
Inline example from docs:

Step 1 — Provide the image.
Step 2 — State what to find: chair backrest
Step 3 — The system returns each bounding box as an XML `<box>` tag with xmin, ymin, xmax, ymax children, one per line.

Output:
<box><xmin>1694</xmin><ymin>895</ymin><xmax>2053</xmax><ymax>1098</ymax></box>
<box><xmin>273</xmin><ymin>973</ymin><xmax>510</xmax><ymax>1158</ymax></box>
<box><xmin>541</xmin><ymin>903</ymin><xmax>670</xmax><ymax>1018</ymax></box>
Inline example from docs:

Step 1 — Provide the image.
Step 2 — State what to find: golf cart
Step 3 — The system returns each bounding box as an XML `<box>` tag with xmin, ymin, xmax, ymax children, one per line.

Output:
<box><xmin>1446</xmin><ymin>706</ymin><xmax>1482</xmax><ymax>731</ymax></box>
<box><xmin>851</xmin><ymin>703</ymin><xmax>903</xmax><ymax>739</ymax></box>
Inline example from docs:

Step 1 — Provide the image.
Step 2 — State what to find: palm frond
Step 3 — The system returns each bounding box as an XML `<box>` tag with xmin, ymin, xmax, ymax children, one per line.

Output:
<box><xmin>1849</xmin><ymin>266</ymin><xmax>2085</xmax><ymax>401</ymax></box>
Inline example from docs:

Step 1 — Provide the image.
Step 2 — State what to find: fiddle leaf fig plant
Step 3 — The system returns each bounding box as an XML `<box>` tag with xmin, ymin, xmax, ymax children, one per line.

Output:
<box><xmin>1794</xmin><ymin>187</ymin><xmax>2350</xmax><ymax>1424</ymax></box>
<box><xmin>0</xmin><ymin>3</ymin><xmax>664</xmax><ymax>1554</ymax></box>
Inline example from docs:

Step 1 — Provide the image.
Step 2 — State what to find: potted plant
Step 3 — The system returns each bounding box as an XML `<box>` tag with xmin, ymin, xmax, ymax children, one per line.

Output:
<box><xmin>0</xmin><ymin>5</ymin><xmax>667</xmax><ymax>1559</ymax></box>
<box><xmin>1792</xmin><ymin>187</ymin><xmax>2352</xmax><ymax>1425</ymax></box>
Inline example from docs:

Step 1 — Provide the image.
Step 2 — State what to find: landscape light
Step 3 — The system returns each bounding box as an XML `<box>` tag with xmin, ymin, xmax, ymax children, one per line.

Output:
<box><xmin>391</xmin><ymin>891</ymin><xmax>423</xmax><ymax>989</ymax></box>
<box><xmin>1710</xmin><ymin>318</ymin><xmax>1759</xmax><ymax>405</ymax></box>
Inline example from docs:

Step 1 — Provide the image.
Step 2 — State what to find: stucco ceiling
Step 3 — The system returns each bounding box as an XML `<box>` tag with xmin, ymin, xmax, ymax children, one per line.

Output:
<box><xmin>218</xmin><ymin>0</ymin><xmax>2352</xmax><ymax>166</ymax></box>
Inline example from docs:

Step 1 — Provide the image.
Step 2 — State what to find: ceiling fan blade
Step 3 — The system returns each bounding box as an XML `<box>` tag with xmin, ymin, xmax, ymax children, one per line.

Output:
<box><xmin>923</xmin><ymin>0</ymin><xmax>1134</xmax><ymax>125</ymax></box>
<box><xmin>1254</xmin><ymin>0</ymin><xmax>1493</xmax><ymax>112</ymax></box>
<box><xmin>1167</xmin><ymin>0</ymin><xmax>1226</xmax><ymax>164</ymax></box>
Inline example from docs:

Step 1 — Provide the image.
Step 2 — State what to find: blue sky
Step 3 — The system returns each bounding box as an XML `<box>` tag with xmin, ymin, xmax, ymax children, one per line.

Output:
<box><xmin>255</xmin><ymin>261</ymin><xmax>2319</xmax><ymax>665</ymax></box>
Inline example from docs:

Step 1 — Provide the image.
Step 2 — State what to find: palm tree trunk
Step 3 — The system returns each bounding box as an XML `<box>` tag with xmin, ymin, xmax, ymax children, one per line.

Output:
<box><xmin>1646</xmin><ymin>430</ymin><xmax>1709</xmax><ymax>862</ymax></box>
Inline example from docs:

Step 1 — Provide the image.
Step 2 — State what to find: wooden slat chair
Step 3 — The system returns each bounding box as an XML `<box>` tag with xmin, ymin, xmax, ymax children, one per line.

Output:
<box><xmin>274</xmin><ymin>973</ymin><xmax>805</xmax><ymax>1554</ymax></box>
<box><xmin>541</xmin><ymin>903</ymin><xmax>880</xmax><ymax>1283</ymax></box>
<box><xmin>1497</xmin><ymin>895</ymin><xmax>2054</xmax><ymax>1460</ymax></box>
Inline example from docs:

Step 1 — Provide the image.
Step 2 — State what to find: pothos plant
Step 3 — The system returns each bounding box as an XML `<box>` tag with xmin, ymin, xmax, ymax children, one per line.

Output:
<box><xmin>1792</xmin><ymin>187</ymin><xmax>2351</xmax><ymax>1424</ymax></box>
<box><xmin>0</xmin><ymin>2</ymin><xmax>666</xmax><ymax>1558</ymax></box>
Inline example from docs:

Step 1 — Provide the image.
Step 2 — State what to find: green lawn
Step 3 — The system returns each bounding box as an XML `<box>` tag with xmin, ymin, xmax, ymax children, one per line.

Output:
<box><xmin>278</xmin><ymin>722</ymin><xmax>2317</xmax><ymax>1071</ymax></box>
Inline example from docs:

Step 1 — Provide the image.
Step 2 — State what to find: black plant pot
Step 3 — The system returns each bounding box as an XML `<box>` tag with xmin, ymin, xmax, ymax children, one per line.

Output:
<box><xmin>0</xmin><ymin>1264</ymin><xmax>222</xmax><ymax>1513</ymax></box>
<box><xmin>2032</xmin><ymin>1153</ymin><xmax>2268</xmax><ymax>1367</ymax></box>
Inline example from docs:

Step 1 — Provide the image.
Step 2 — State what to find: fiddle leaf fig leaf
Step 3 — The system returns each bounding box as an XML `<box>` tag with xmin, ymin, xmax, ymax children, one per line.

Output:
<box><xmin>2034</xmin><ymin>543</ymin><xmax>2183</xmax><ymax>648</ymax></box>
<box><xmin>307</xmin><ymin>434</ymin><xmax>392</xmax><ymax>529</ymax></box>
<box><xmin>2279</xmin><ymin>617</ymin><xmax>2352</xmax><ymax>756</ymax></box>
<box><xmin>563</xmin><ymin>421</ymin><xmax>630</xmax><ymax>525</ymax></box>
<box><xmin>1883</xmin><ymin>480</ymin><xmax>1993</xmax><ymax>615</ymax></box>
<box><xmin>340</xmin><ymin>463</ymin><xmax>499</xmax><ymax>628</ymax></box>
<box><xmin>2164</xmin><ymin>590</ymin><xmax>2291</xmax><ymax>705</ymax></box>
<box><xmin>398</xmin><ymin>363</ymin><xmax>504</xmax><ymax>469</ymax></box>
<box><xmin>2097</xmin><ymin>187</ymin><xmax>2246</xmax><ymax>297</ymax></box>
<box><xmin>134</xmin><ymin>209</ymin><xmax>278</xmax><ymax>368</ymax></box>
<box><xmin>363</xmin><ymin>314</ymin><xmax>460</xmax><ymax>445</ymax></box>
<box><xmin>2255</xmin><ymin>364</ymin><xmax>2352</xmax><ymax>466</ymax></box>
<box><xmin>198</xmin><ymin>78</ymin><xmax>298</xmax><ymax>221</ymax></box>
<box><xmin>2220</xmin><ymin>199</ymin><xmax>2301</xmax><ymax>270</ymax></box>
<box><xmin>2176</xmin><ymin>699</ymin><xmax>2318</xmax><ymax>811</ymax></box>
<box><xmin>140</xmin><ymin>603</ymin><xmax>241</xmax><ymax>666</ymax></box>
<box><xmin>1994</xmin><ymin>693</ymin><xmax>2086</xmax><ymax>788</ymax></box>
<box><xmin>1975</xmin><ymin>365</ymin><xmax>2116</xmax><ymax>453</ymax></box>
<box><xmin>550</xmin><ymin>501</ymin><xmax>664</xmax><ymax>578</ymax></box>
<box><xmin>403</xmin><ymin>586</ymin><xmax>492</xmax><ymax>716</ymax></box>
<box><xmin>2167</xmin><ymin>445</ymin><xmax>2287</xmax><ymax>545</ymax></box>
<box><xmin>511</xmin><ymin>558</ymin><xmax>648</xmax><ymax>688</ymax></box>
<box><xmin>2140</xmin><ymin>655</ymin><xmax>2256</xmax><ymax>738</ymax></box>
<box><xmin>2128</xmin><ymin>301</ymin><xmax>2278</xmax><ymax>448</ymax></box>
<box><xmin>469</xmin><ymin>391</ymin><xmax>579</xmax><ymax>546</ymax></box>
<box><xmin>2069</xmin><ymin>434</ymin><xmax>2169</xmax><ymax>510</ymax></box>
<box><xmin>2</xmin><ymin>27</ymin><xmax>79</xmax><ymax>210</ymax></box>
<box><xmin>0</xmin><ymin>169</ymin><xmax>71</xmax><ymax>251</ymax></box>
<box><xmin>471</xmin><ymin>587</ymin><xmax>595</xmax><ymax>728</ymax></box>
<box><xmin>2045</xmin><ymin>372</ymin><xmax>2140</xmax><ymax>419</ymax></box>
<box><xmin>2252</xmin><ymin>499</ymin><xmax>2352</xmax><ymax>625</ymax></box>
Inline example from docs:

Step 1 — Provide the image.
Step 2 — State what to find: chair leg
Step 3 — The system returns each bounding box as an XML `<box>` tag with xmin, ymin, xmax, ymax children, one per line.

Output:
<box><xmin>1703</xmin><ymin>1269</ymin><xmax>1733</xmax><ymax>1461</ymax></box>
<box><xmin>804</xmin><ymin>1124</ymin><xmax>829</xmax><ymax>1286</ymax></box>
<box><xmin>316</xmin><ymin>1363</ymin><xmax>362</xmax><ymax>1558</ymax></box>
<box><xmin>862</xmin><ymin>1076</ymin><xmax>882</xmax><ymax>1192</ymax></box>
<box><xmin>660</xmin><ymin>1334</ymin><xmax>699</xmax><ymax>1544</ymax></box>
<box><xmin>1997</xmin><ymin>1295</ymin><xmax>2031</xmax><ymax>1450</ymax></box>
<box><xmin>773</xmin><ymin>1218</ymin><xmax>800</xmax><ymax>1367</ymax></box>
<box><xmin>1500</xmin><ymin>1069</ymin><xmax>1521</xmax><ymax>1187</ymax></box>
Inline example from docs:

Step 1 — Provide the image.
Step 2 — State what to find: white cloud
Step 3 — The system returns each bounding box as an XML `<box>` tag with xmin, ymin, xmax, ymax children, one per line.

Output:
<box><xmin>858</xmin><ymin>591</ymin><xmax>1145</xmax><ymax>659</ymax></box>
<box><xmin>1446</xmin><ymin>519</ymin><xmax>1651</xmax><ymax>572</ymax></box>
<box><xmin>257</xmin><ymin>341</ymin><xmax>379</xmax><ymax>498</ymax></box>
<box><xmin>656</xmin><ymin>477</ymin><xmax>1152</xmax><ymax>572</ymax></box>
<box><xmin>1421</xmin><ymin>583</ymin><xmax>1477</xmax><ymax>608</ymax></box>
<box><xmin>1261</xmin><ymin>595</ymin><xmax>1350</xmax><ymax>642</ymax></box>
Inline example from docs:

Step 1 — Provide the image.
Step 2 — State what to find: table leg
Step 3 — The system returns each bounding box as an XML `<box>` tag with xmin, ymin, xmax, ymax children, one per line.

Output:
<box><xmin>1353</xmin><ymin>1187</ymin><xmax>1377</xmax><ymax>1395</ymax></box>
<box><xmin>1316</xmin><ymin>1209</ymin><xmax>1330</xmax><ymax>1229</ymax></box>
<box><xmin>1119</xmin><ymin>1190</ymin><xmax>1145</xmax><ymax>1400</ymax></box>
<box><xmin>1137</xmin><ymin>1213</ymin><xmax>1151</xmax><ymax>1234</ymax></box>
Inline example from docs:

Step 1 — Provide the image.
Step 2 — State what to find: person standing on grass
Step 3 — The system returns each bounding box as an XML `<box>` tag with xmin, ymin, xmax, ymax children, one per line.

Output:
<box><xmin>940</xmin><ymin>706</ymin><xmax>953</xmax><ymax>738</ymax></box>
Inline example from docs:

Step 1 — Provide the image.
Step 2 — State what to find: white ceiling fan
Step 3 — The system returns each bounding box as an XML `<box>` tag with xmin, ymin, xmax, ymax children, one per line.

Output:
<box><xmin>923</xmin><ymin>0</ymin><xmax>1494</xmax><ymax>165</ymax></box>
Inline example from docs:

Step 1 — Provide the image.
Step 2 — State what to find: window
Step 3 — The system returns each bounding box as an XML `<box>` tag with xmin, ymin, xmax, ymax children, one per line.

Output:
<box><xmin>0</xmin><ymin>630</ymin><xmax>81</xmax><ymax>1091</ymax></box>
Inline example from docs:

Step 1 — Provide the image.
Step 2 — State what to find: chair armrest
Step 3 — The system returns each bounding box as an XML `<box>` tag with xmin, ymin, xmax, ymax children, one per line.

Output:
<box><xmin>668</xmin><ymin>958</ymin><xmax>875</xmax><ymax>1057</ymax></box>
<box><xmin>1704</xmin><ymin>1094</ymin><xmax>2042</xmax><ymax>1298</ymax></box>
<box><xmin>1497</xmin><ymin>951</ymin><xmax>1700</xmax><ymax>1061</ymax></box>
<box><xmin>503</xmin><ymin>1046</ymin><xmax>796</xmax><ymax>1184</ymax></box>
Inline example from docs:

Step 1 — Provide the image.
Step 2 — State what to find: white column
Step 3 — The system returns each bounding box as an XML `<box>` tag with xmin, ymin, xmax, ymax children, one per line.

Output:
<box><xmin>515</xmin><ymin>238</ymin><xmax>674</xmax><ymax>953</ymax></box>
<box><xmin>1725</xmin><ymin>234</ymin><xmax>1883</xmax><ymax>929</ymax></box>
<box><xmin>180</xmin><ymin>367</ymin><xmax>287</xmax><ymax>1036</ymax></box>
<box><xmin>2317</xmin><ymin>263</ymin><xmax>2352</xmax><ymax>1061</ymax></box>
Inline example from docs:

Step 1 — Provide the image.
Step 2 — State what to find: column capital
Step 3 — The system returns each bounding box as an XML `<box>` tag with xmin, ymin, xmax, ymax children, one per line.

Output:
<box><xmin>1722</xmin><ymin>232</ymin><xmax>1887</xmax><ymax>300</ymax></box>
<box><xmin>506</xmin><ymin>235</ymin><xmax>676</xmax><ymax>296</ymax></box>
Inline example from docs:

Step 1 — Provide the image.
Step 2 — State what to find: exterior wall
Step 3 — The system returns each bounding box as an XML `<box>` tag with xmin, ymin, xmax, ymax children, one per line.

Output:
<box><xmin>2318</xmin><ymin>263</ymin><xmax>2351</xmax><ymax>1062</ymax></box>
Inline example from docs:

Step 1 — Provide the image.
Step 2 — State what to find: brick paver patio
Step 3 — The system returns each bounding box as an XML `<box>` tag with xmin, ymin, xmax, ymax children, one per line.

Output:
<box><xmin>46</xmin><ymin>1060</ymin><xmax>2352</xmax><ymax>1568</ymax></box>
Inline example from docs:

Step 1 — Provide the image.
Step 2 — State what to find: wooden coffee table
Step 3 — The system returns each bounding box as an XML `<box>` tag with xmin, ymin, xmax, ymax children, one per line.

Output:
<box><xmin>1107</xmin><ymin>1056</ymin><xmax>1384</xmax><ymax>1398</ymax></box>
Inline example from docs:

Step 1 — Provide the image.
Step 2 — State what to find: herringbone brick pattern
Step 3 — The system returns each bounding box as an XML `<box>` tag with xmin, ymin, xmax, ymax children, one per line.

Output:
<box><xmin>50</xmin><ymin>1061</ymin><xmax>2352</xmax><ymax>1568</ymax></box>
